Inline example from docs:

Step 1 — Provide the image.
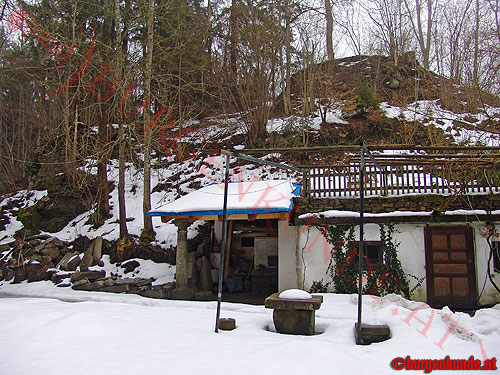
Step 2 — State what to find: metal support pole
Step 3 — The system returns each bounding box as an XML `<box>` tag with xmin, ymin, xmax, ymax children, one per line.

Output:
<box><xmin>215</xmin><ymin>153</ymin><xmax>231</xmax><ymax>333</ymax></box>
<box><xmin>356</xmin><ymin>142</ymin><xmax>365</xmax><ymax>343</ymax></box>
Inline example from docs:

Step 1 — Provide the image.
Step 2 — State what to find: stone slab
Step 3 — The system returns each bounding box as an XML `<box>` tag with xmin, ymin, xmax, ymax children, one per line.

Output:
<box><xmin>70</xmin><ymin>270</ymin><xmax>106</xmax><ymax>282</ymax></box>
<box><xmin>264</xmin><ymin>293</ymin><xmax>323</xmax><ymax>311</ymax></box>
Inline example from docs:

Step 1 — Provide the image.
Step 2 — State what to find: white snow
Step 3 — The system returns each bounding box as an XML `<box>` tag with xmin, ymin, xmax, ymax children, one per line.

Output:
<box><xmin>380</xmin><ymin>100</ymin><xmax>500</xmax><ymax>146</ymax></box>
<box><xmin>0</xmin><ymin>285</ymin><xmax>498</xmax><ymax>375</ymax></box>
<box><xmin>150</xmin><ymin>180</ymin><xmax>299</xmax><ymax>215</ymax></box>
<box><xmin>299</xmin><ymin>208</ymin><xmax>496</xmax><ymax>220</ymax></box>
<box><xmin>279</xmin><ymin>289</ymin><xmax>312</xmax><ymax>300</ymax></box>
<box><xmin>85</xmin><ymin>255</ymin><xmax>175</xmax><ymax>286</ymax></box>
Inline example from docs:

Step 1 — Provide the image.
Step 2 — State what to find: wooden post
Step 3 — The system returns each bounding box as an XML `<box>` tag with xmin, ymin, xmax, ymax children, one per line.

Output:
<box><xmin>224</xmin><ymin>221</ymin><xmax>233</xmax><ymax>279</ymax></box>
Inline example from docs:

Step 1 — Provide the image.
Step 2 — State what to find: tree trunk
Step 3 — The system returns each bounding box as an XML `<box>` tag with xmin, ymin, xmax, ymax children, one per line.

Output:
<box><xmin>142</xmin><ymin>0</ymin><xmax>155</xmax><ymax>240</ymax></box>
<box><xmin>325</xmin><ymin>0</ymin><xmax>334</xmax><ymax>60</ymax></box>
<box><xmin>284</xmin><ymin>0</ymin><xmax>292</xmax><ymax>115</ymax></box>
<box><xmin>115</xmin><ymin>0</ymin><xmax>128</xmax><ymax>241</ymax></box>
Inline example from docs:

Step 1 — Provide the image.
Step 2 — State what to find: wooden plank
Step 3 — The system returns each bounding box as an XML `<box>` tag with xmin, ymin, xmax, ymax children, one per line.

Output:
<box><xmin>223</xmin><ymin>221</ymin><xmax>233</xmax><ymax>279</ymax></box>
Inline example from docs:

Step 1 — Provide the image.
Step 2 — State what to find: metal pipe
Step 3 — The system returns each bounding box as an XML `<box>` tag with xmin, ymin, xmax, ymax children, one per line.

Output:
<box><xmin>356</xmin><ymin>142</ymin><xmax>365</xmax><ymax>343</ymax></box>
<box><xmin>215</xmin><ymin>153</ymin><xmax>231</xmax><ymax>333</ymax></box>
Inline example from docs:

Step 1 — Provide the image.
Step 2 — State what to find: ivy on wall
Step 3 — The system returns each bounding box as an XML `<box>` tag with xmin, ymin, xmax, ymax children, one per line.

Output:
<box><xmin>319</xmin><ymin>223</ymin><xmax>410</xmax><ymax>298</ymax></box>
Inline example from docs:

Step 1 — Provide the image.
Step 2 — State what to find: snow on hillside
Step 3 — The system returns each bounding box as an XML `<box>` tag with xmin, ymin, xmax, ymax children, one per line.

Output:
<box><xmin>0</xmin><ymin>287</ymin><xmax>498</xmax><ymax>375</ymax></box>
<box><xmin>381</xmin><ymin>101</ymin><xmax>500</xmax><ymax>146</ymax></box>
<box><xmin>0</xmin><ymin>190</ymin><xmax>47</xmax><ymax>245</ymax></box>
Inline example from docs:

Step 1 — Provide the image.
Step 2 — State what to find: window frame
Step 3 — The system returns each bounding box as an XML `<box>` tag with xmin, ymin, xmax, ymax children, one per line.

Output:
<box><xmin>349</xmin><ymin>241</ymin><xmax>383</xmax><ymax>270</ymax></box>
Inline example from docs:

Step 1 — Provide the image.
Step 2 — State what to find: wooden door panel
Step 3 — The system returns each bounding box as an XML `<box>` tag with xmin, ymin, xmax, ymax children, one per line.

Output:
<box><xmin>434</xmin><ymin>277</ymin><xmax>450</xmax><ymax>297</ymax></box>
<box><xmin>433</xmin><ymin>252</ymin><xmax>448</xmax><ymax>261</ymax></box>
<box><xmin>433</xmin><ymin>263</ymin><xmax>467</xmax><ymax>274</ymax></box>
<box><xmin>450</xmin><ymin>234</ymin><xmax>466</xmax><ymax>249</ymax></box>
<box><xmin>450</xmin><ymin>252</ymin><xmax>467</xmax><ymax>261</ymax></box>
<box><xmin>425</xmin><ymin>226</ymin><xmax>477</xmax><ymax>309</ymax></box>
<box><xmin>452</xmin><ymin>278</ymin><xmax>468</xmax><ymax>297</ymax></box>
<box><xmin>432</xmin><ymin>234</ymin><xmax>448</xmax><ymax>249</ymax></box>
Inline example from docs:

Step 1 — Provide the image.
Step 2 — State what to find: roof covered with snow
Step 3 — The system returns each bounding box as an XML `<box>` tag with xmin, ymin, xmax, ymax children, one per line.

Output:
<box><xmin>148</xmin><ymin>180</ymin><xmax>301</xmax><ymax>217</ymax></box>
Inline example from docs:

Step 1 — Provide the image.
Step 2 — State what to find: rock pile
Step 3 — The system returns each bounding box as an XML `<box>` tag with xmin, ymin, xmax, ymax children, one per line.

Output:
<box><xmin>0</xmin><ymin>236</ymin><xmax>175</xmax><ymax>300</ymax></box>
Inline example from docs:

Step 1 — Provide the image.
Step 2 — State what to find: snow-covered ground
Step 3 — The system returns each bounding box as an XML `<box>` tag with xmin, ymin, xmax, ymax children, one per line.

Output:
<box><xmin>381</xmin><ymin>100</ymin><xmax>500</xmax><ymax>146</ymax></box>
<box><xmin>0</xmin><ymin>283</ymin><xmax>498</xmax><ymax>375</ymax></box>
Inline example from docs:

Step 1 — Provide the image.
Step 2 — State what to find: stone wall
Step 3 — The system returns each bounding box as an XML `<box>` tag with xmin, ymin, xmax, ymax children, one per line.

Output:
<box><xmin>296</xmin><ymin>193</ymin><xmax>500</xmax><ymax>217</ymax></box>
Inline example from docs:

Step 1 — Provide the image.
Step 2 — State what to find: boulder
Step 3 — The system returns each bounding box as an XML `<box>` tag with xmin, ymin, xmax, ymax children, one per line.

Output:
<box><xmin>12</xmin><ymin>268</ymin><xmax>28</xmax><ymax>284</ymax></box>
<box><xmin>59</xmin><ymin>246</ymin><xmax>69</xmax><ymax>256</ymax></box>
<box><xmin>3</xmin><ymin>267</ymin><xmax>15</xmax><ymax>281</ymax></box>
<box><xmin>40</xmin><ymin>255</ymin><xmax>54</xmax><ymax>266</ymax></box>
<box><xmin>27</xmin><ymin>264</ymin><xmax>50</xmax><ymax>283</ymax></box>
<box><xmin>34</xmin><ymin>243</ymin><xmax>45</xmax><ymax>253</ymax></box>
<box><xmin>30</xmin><ymin>254</ymin><xmax>42</xmax><ymax>263</ymax></box>
<box><xmin>0</xmin><ymin>268</ymin><xmax>3</xmax><ymax>281</ymax></box>
<box><xmin>57</xmin><ymin>251</ymin><xmax>81</xmax><ymax>271</ymax></box>
<box><xmin>40</xmin><ymin>246</ymin><xmax>60</xmax><ymax>261</ymax></box>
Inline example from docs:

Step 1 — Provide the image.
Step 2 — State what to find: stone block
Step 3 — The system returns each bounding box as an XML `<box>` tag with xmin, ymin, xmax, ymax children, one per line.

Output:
<box><xmin>40</xmin><ymin>246</ymin><xmax>60</xmax><ymax>261</ymax></box>
<box><xmin>57</xmin><ymin>251</ymin><xmax>81</xmax><ymax>271</ymax></box>
<box><xmin>51</xmin><ymin>272</ymin><xmax>73</xmax><ymax>284</ymax></box>
<box><xmin>3</xmin><ymin>267</ymin><xmax>15</xmax><ymax>282</ymax></box>
<box><xmin>171</xmin><ymin>287</ymin><xmax>194</xmax><ymax>300</ymax></box>
<box><xmin>138</xmin><ymin>289</ymin><xmax>167</xmax><ymax>299</ymax></box>
<box><xmin>70</xmin><ymin>270</ymin><xmax>106</xmax><ymax>282</ymax></box>
<box><xmin>12</xmin><ymin>268</ymin><xmax>28</xmax><ymax>284</ymax></box>
<box><xmin>194</xmin><ymin>291</ymin><xmax>214</xmax><ymax>301</ymax></box>
<box><xmin>354</xmin><ymin>323</ymin><xmax>391</xmax><ymax>345</ymax></box>
<box><xmin>98</xmin><ymin>284</ymin><xmax>130</xmax><ymax>293</ymax></box>
<box><xmin>27</xmin><ymin>264</ymin><xmax>50</xmax><ymax>283</ymax></box>
<box><xmin>273</xmin><ymin>309</ymin><xmax>315</xmax><ymax>335</ymax></box>
<box><xmin>79</xmin><ymin>252</ymin><xmax>93</xmax><ymax>272</ymax></box>
<box><xmin>218</xmin><ymin>318</ymin><xmax>236</xmax><ymax>331</ymax></box>
<box><xmin>71</xmin><ymin>279</ymin><xmax>90</xmax><ymax>289</ymax></box>
<box><xmin>92</xmin><ymin>237</ymin><xmax>103</xmax><ymax>265</ymax></box>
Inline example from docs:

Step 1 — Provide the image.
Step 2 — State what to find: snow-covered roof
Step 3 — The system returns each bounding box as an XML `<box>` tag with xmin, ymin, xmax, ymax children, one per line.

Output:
<box><xmin>148</xmin><ymin>180</ymin><xmax>301</xmax><ymax>217</ymax></box>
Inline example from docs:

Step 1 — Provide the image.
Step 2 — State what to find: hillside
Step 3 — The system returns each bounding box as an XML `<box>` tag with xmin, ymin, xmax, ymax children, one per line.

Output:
<box><xmin>1</xmin><ymin>54</ymin><xmax>500</xmax><ymax>259</ymax></box>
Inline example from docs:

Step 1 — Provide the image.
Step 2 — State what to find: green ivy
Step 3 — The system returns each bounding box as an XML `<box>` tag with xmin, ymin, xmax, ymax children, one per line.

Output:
<box><xmin>365</xmin><ymin>224</ymin><xmax>410</xmax><ymax>298</ymax></box>
<box><xmin>320</xmin><ymin>223</ymin><xmax>410</xmax><ymax>298</ymax></box>
<box><xmin>320</xmin><ymin>224</ymin><xmax>358</xmax><ymax>294</ymax></box>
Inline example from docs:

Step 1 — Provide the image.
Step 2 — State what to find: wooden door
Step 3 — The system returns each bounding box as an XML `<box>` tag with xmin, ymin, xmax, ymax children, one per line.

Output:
<box><xmin>424</xmin><ymin>226</ymin><xmax>477</xmax><ymax>309</ymax></box>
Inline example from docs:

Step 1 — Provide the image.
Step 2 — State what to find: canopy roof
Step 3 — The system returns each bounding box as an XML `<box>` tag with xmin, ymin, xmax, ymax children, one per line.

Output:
<box><xmin>147</xmin><ymin>180</ymin><xmax>301</xmax><ymax>222</ymax></box>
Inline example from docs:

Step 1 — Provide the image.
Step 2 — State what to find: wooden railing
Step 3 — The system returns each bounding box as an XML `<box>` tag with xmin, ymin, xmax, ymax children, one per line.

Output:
<box><xmin>241</xmin><ymin>145</ymin><xmax>500</xmax><ymax>199</ymax></box>
<box><xmin>303</xmin><ymin>158</ymin><xmax>500</xmax><ymax>198</ymax></box>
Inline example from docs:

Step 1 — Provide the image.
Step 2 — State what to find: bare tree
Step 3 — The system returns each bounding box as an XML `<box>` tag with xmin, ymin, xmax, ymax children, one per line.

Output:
<box><xmin>365</xmin><ymin>0</ymin><xmax>413</xmax><ymax>66</ymax></box>
<box><xmin>404</xmin><ymin>0</ymin><xmax>437</xmax><ymax>70</ymax></box>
